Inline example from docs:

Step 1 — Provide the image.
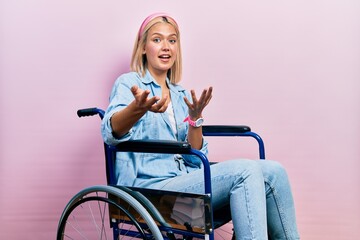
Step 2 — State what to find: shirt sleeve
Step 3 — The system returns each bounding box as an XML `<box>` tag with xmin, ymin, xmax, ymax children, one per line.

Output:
<box><xmin>101</xmin><ymin>75</ymin><xmax>136</xmax><ymax>146</ymax></box>
<box><xmin>181</xmin><ymin>138</ymin><xmax>208</xmax><ymax>168</ymax></box>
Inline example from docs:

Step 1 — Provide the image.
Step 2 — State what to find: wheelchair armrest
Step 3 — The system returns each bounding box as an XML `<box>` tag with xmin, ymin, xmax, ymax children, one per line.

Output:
<box><xmin>202</xmin><ymin>125</ymin><xmax>265</xmax><ymax>159</ymax></box>
<box><xmin>115</xmin><ymin>140</ymin><xmax>192</xmax><ymax>154</ymax></box>
<box><xmin>202</xmin><ymin>125</ymin><xmax>251</xmax><ymax>136</ymax></box>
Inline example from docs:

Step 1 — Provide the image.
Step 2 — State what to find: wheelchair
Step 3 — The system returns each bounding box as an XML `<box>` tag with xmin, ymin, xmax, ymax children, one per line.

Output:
<box><xmin>57</xmin><ymin>107</ymin><xmax>266</xmax><ymax>240</ymax></box>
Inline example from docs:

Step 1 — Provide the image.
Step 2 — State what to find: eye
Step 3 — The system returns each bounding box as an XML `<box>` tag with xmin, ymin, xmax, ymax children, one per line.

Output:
<box><xmin>169</xmin><ymin>39</ymin><xmax>177</xmax><ymax>44</ymax></box>
<box><xmin>152</xmin><ymin>38</ymin><xmax>161</xmax><ymax>43</ymax></box>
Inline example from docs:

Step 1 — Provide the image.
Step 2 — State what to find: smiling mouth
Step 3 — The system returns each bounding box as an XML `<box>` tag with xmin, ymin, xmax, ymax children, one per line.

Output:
<box><xmin>159</xmin><ymin>54</ymin><xmax>171</xmax><ymax>59</ymax></box>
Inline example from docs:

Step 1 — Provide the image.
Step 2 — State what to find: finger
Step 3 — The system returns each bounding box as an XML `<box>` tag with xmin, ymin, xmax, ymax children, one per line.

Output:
<box><xmin>131</xmin><ymin>85</ymin><xmax>138</xmax><ymax>95</ymax></box>
<box><xmin>156</xmin><ymin>101</ymin><xmax>169</xmax><ymax>112</ymax></box>
<box><xmin>159</xmin><ymin>95</ymin><xmax>168</xmax><ymax>107</ymax></box>
<box><xmin>204</xmin><ymin>87</ymin><xmax>213</xmax><ymax>105</ymax></box>
<box><xmin>190</xmin><ymin>90</ymin><xmax>198</xmax><ymax>104</ymax></box>
<box><xmin>207</xmin><ymin>86</ymin><xmax>213</xmax><ymax>97</ymax></box>
<box><xmin>205</xmin><ymin>94</ymin><xmax>212</xmax><ymax>106</ymax></box>
<box><xmin>198</xmin><ymin>88</ymin><xmax>208</xmax><ymax>104</ymax></box>
<box><xmin>202</xmin><ymin>86</ymin><xmax>213</xmax><ymax>100</ymax></box>
<box><xmin>147</xmin><ymin>96</ymin><xmax>160</xmax><ymax>107</ymax></box>
<box><xmin>151</xmin><ymin>95</ymin><xmax>168</xmax><ymax>112</ymax></box>
<box><xmin>139</xmin><ymin>89</ymin><xmax>150</xmax><ymax>103</ymax></box>
<box><xmin>199</xmin><ymin>87</ymin><xmax>212</xmax><ymax>104</ymax></box>
<box><xmin>183</xmin><ymin>97</ymin><xmax>194</xmax><ymax>110</ymax></box>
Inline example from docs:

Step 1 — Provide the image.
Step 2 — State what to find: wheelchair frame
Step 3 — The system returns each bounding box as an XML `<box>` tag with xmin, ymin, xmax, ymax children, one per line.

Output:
<box><xmin>56</xmin><ymin>107</ymin><xmax>265</xmax><ymax>240</ymax></box>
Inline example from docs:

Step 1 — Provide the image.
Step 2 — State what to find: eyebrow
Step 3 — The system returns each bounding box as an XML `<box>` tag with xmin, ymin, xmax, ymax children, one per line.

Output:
<box><xmin>150</xmin><ymin>32</ymin><xmax>177</xmax><ymax>38</ymax></box>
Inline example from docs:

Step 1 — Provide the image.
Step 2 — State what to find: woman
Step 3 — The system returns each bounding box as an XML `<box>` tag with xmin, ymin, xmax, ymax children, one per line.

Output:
<box><xmin>101</xmin><ymin>13</ymin><xmax>300</xmax><ymax>239</ymax></box>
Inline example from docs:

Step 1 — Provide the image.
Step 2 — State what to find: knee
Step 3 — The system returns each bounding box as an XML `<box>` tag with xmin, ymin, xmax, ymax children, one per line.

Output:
<box><xmin>268</xmin><ymin>160</ymin><xmax>287</xmax><ymax>175</ymax></box>
<box><xmin>261</xmin><ymin>160</ymin><xmax>289</xmax><ymax>184</ymax></box>
<box><xmin>224</xmin><ymin>159</ymin><xmax>264</xmax><ymax>179</ymax></box>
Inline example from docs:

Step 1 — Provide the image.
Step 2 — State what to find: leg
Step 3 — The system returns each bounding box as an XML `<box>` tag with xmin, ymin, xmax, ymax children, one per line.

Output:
<box><xmin>258</xmin><ymin>160</ymin><xmax>300</xmax><ymax>240</ymax></box>
<box><xmin>149</xmin><ymin>159</ymin><xmax>269</xmax><ymax>240</ymax></box>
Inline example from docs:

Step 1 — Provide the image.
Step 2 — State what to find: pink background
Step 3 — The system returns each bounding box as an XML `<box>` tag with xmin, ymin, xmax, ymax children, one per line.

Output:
<box><xmin>1</xmin><ymin>0</ymin><xmax>359</xmax><ymax>239</ymax></box>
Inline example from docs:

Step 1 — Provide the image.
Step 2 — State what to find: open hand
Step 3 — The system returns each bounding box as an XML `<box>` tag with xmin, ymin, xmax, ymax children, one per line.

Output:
<box><xmin>131</xmin><ymin>85</ymin><xmax>168</xmax><ymax>113</ymax></box>
<box><xmin>184</xmin><ymin>87</ymin><xmax>213</xmax><ymax>119</ymax></box>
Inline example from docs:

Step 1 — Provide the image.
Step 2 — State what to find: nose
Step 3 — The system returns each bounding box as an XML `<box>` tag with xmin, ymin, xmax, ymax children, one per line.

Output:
<box><xmin>162</xmin><ymin>41</ymin><xmax>170</xmax><ymax>51</ymax></box>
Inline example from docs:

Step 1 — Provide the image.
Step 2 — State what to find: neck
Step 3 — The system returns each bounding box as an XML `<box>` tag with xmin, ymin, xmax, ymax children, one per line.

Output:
<box><xmin>148</xmin><ymin>69</ymin><xmax>168</xmax><ymax>86</ymax></box>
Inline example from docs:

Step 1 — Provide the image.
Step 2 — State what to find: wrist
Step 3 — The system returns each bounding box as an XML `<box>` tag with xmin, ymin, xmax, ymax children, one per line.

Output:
<box><xmin>183</xmin><ymin>116</ymin><xmax>204</xmax><ymax>128</ymax></box>
<box><xmin>189</xmin><ymin>115</ymin><xmax>202</xmax><ymax>121</ymax></box>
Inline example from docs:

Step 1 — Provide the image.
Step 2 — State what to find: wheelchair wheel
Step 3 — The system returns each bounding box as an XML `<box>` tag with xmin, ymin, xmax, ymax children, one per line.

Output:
<box><xmin>57</xmin><ymin>185</ymin><xmax>163</xmax><ymax>240</ymax></box>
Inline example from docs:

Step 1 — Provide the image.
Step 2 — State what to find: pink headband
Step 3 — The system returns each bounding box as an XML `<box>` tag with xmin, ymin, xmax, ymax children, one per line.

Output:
<box><xmin>138</xmin><ymin>13</ymin><xmax>178</xmax><ymax>40</ymax></box>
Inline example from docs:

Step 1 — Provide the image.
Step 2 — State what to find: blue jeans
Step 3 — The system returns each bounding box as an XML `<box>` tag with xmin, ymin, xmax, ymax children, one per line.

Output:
<box><xmin>148</xmin><ymin>159</ymin><xmax>300</xmax><ymax>240</ymax></box>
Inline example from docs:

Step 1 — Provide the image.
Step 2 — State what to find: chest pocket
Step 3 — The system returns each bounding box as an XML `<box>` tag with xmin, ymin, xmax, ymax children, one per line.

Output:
<box><xmin>140</xmin><ymin>111</ymin><xmax>173</xmax><ymax>140</ymax></box>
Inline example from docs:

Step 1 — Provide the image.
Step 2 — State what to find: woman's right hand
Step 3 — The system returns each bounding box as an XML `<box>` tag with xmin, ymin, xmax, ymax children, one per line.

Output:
<box><xmin>131</xmin><ymin>85</ymin><xmax>168</xmax><ymax>113</ymax></box>
<box><xmin>110</xmin><ymin>85</ymin><xmax>169</xmax><ymax>137</ymax></box>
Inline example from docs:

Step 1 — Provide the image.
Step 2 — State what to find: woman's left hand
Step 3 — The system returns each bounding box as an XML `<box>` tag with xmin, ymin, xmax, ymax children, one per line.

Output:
<box><xmin>184</xmin><ymin>86</ymin><xmax>213</xmax><ymax>119</ymax></box>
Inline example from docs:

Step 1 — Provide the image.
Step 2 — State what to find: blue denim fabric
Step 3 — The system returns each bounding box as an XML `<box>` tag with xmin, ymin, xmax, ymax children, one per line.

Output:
<box><xmin>101</xmin><ymin>70</ymin><xmax>208</xmax><ymax>187</ymax></box>
<box><xmin>150</xmin><ymin>159</ymin><xmax>300</xmax><ymax>240</ymax></box>
<box><xmin>102</xmin><ymin>71</ymin><xmax>300</xmax><ymax>239</ymax></box>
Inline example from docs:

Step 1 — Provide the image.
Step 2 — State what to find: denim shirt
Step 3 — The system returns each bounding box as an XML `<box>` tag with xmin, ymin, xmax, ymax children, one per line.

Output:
<box><xmin>101</xmin><ymin>70</ymin><xmax>208</xmax><ymax>187</ymax></box>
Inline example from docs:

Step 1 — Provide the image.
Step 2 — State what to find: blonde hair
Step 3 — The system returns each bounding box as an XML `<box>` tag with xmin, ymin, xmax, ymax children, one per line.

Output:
<box><xmin>130</xmin><ymin>14</ymin><xmax>182</xmax><ymax>84</ymax></box>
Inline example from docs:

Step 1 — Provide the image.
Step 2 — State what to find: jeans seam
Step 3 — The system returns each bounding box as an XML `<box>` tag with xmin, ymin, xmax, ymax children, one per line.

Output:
<box><xmin>266</xmin><ymin>180</ymin><xmax>290</xmax><ymax>240</ymax></box>
<box><xmin>243</xmin><ymin>180</ymin><xmax>256</xmax><ymax>239</ymax></box>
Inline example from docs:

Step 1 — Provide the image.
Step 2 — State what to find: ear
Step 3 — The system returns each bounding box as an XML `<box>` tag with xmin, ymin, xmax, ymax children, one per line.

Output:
<box><xmin>142</xmin><ymin>43</ymin><xmax>147</xmax><ymax>54</ymax></box>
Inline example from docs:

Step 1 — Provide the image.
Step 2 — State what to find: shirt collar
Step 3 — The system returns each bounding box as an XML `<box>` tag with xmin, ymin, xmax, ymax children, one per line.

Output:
<box><xmin>141</xmin><ymin>70</ymin><xmax>157</xmax><ymax>85</ymax></box>
<box><xmin>141</xmin><ymin>69</ymin><xmax>186</xmax><ymax>92</ymax></box>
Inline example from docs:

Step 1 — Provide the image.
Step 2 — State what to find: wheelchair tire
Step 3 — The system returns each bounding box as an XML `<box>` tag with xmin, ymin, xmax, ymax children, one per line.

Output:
<box><xmin>57</xmin><ymin>185</ymin><xmax>163</xmax><ymax>240</ymax></box>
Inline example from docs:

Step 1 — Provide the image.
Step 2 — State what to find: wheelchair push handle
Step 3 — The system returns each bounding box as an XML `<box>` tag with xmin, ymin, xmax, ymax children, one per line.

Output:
<box><xmin>77</xmin><ymin>108</ymin><xmax>105</xmax><ymax>119</ymax></box>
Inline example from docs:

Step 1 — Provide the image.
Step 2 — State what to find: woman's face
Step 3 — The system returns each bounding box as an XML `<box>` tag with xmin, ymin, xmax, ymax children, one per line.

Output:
<box><xmin>143</xmin><ymin>22</ymin><xmax>178</xmax><ymax>78</ymax></box>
